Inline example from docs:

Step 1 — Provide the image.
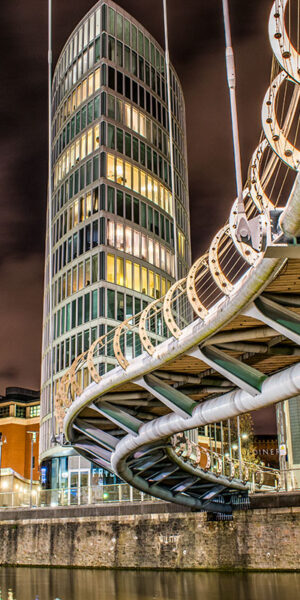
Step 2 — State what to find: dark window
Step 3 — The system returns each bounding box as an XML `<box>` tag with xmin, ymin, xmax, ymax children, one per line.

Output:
<box><xmin>108</xmin><ymin>124</ymin><xmax>115</xmax><ymax>149</ymax></box>
<box><xmin>107</xmin><ymin>289</ymin><xmax>115</xmax><ymax>319</ymax></box>
<box><xmin>132</xmin><ymin>52</ymin><xmax>137</xmax><ymax>76</ymax></box>
<box><xmin>125</xmin><ymin>76</ymin><xmax>131</xmax><ymax>99</ymax></box>
<box><xmin>108</xmin><ymin>66</ymin><xmax>115</xmax><ymax>90</ymax></box>
<box><xmin>141</xmin><ymin>202</ymin><xmax>146</xmax><ymax>228</ymax></box>
<box><xmin>88</xmin><ymin>101</ymin><xmax>93</xmax><ymax>124</ymax></box>
<box><xmin>154</xmin><ymin>210</ymin><xmax>159</xmax><ymax>235</ymax></box>
<box><xmin>139</xmin><ymin>57</ymin><xmax>144</xmax><ymax>81</ymax></box>
<box><xmin>139</xmin><ymin>86</ymin><xmax>144</xmax><ymax>109</ymax></box>
<box><xmin>81</xmin><ymin>105</ymin><xmax>87</xmax><ymax>129</ymax></box>
<box><xmin>140</xmin><ymin>142</ymin><xmax>145</xmax><ymax>166</ymax></box>
<box><xmin>107</xmin><ymin>186</ymin><xmax>115</xmax><ymax>212</ymax></box>
<box><xmin>117</xmin><ymin>190</ymin><xmax>124</xmax><ymax>217</ymax></box>
<box><xmin>133</xmin><ymin>137</ymin><xmax>138</xmax><ymax>162</ymax></box>
<box><xmin>125</xmin><ymin>194</ymin><xmax>132</xmax><ymax>220</ymax></box>
<box><xmin>117</xmin><ymin>292</ymin><xmax>124</xmax><ymax>320</ymax></box>
<box><xmin>117</xmin><ymin>128</ymin><xmax>123</xmax><ymax>153</ymax></box>
<box><xmin>117</xmin><ymin>71</ymin><xmax>123</xmax><ymax>94</ymax></box>
<box><xmin>134</xmin><ymin>198</ymin><xmax>139</xmax><ymax>224</ymax></box>
<box><xmin>146</xmin><ymin>91</ymin><xmax>150</xmax><ymax>113</ymax></box>
<box><xmin>132</xmin><ymin>80</ymin><xmax>138</xmax><ymax>104</ymax></box>
<box><xmin>125</xmin><ymin>133</ymin><xmax>131</xmax><ymax>157</ymax></box>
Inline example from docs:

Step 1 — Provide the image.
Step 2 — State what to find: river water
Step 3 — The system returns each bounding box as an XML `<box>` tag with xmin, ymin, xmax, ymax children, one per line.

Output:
<box><xmin>0</xmin><ymin>567</ymin><xmax>299</xmax><ymax>600</ymax></box>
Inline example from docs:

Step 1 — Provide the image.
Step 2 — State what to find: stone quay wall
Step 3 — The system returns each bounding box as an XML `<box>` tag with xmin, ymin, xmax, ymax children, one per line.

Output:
<box><xmin>0</xmin><ymin>502</ymin><xmax>299</xmax><ymax>571</ymax></box>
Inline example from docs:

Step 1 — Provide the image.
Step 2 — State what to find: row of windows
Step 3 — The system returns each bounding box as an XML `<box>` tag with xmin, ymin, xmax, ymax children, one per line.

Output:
<box><xmin>53</xmin><ymin>262</ymin><xmax>171</xmax><ymax>345</ymax></box>
<box><xmin>54</xmin><ymin>96</ymin><xmax>101</xmax><ymax>159</ymax></box>
<box><xmin>54</xmin><ymin>32</ymin><xmax>183</xmax><ymax>137</ymax></box>
<box><xmin>107</xmin><ymin>253</ymin><xmax>171</xmax><ymax>297</ymax></box>
<box><xmin>53</xmin><ymin>185</ymin><xmax>175</xmax><ymax>247</ymax></box>
<box><xmin>107</xmin><ymin>124</ymin><xmax>171</xmax><ymax>186</ymax></box>
<box><xmin>55</xmin><ymin>5</ymin><xmax>166</xmax><ymax>90</ymax></box>
<box><xmin>54</xmin><ymin>2</ymin><xmax>183</xmax><ymax>120</ymax></box>
<box><xmin>54</xmin><ymin>81</ymin><xmax>184</xmax><ymax>183</ymax></box>
<box><xmin>54</xmin><ymin>255</ymin><xmax>99</xmax><ymax>307</ymax></box>
<box><xmin>54</xmin><ymin>118</ymin><xmax>179</xmax><ymax>201</ymax></box>
<box><xmin>106</xmin><ymin>153</ymin><xmax>172</xmax><ymax>215</ymax></box>
<box><xmin>54</xmin><ymin>60</ymin><xmax>184</xmax><ymax>159</ymax></box>
<box><xmin>54</xmin><ymin>123</ymin><xmax>100</xmax><ymax>186</ymax></box>
<box><xmin>0</xmin><ymin>404</ymin><xmax>40</xmax><ymax>419</ymax></box>
<box><xmin>107</xmin><ymin>221</ymin><xmax>175</xmax><ymax>275</ymax></box>
<box><xmin>53</xmin><ymin>223</ymin><xmax>174</xmax><ymax>309</ymax></box>
<box><xmin>53</xmin><ymin>224</ymin><xmax>103</xmax><ymax>276</ymax></box>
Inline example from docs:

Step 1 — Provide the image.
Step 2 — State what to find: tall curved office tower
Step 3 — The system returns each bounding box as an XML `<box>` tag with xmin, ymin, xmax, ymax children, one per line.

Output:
<box><xmin>40</xmin><ymin>0</ymin><xmax>191</xmax><ymax>491</ymax></box>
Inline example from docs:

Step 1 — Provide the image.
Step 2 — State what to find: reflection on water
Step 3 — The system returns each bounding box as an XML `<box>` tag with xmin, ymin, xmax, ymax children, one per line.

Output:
<box><xmin>0</xmin><ymin>567</ymin><xmax>300</xmax><ymax>600</ymax></box>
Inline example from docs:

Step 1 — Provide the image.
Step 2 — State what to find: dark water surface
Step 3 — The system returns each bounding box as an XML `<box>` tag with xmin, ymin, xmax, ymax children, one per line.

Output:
<box><xmin>0</xmin><ymin>567</ymin><xmax>299</xmax><ymax>600</ymax></box>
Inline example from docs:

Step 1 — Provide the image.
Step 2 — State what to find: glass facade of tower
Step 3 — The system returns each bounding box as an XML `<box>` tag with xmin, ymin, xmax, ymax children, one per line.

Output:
<box><xmin>40</xmin><ymin>0</ymin><xmax>191</xmax><ymax>488</ymax></box>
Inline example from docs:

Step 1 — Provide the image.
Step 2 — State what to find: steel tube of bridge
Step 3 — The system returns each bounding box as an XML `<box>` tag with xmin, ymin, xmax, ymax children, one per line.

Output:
<box><xmin>111</xmin><ymin>362</ymin><xmax>300</xmax><ymax>479</ymax></box>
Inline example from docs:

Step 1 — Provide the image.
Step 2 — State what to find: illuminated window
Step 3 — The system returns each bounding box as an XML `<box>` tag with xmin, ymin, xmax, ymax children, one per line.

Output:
<box><xmin>149</xmin><ymin>271</ymin><xmax>155</xmax><ymax>298</ymax></box>
<box><xmin>87</xmin><ymin>128</ymin><xmax>93</xmax><ymax>154</ymax></box>
<box><xmin>94</xmin><ymin>124</ymin><xmax>100</xmax><ymax>149</ymax></box>
<box><xmin>86</xmin><ymin>193</ymin><xmax>92</xmax><ymax>217</ymax></box>
<box><xmin>148</xmin><ymin>239</ymin><xmax>153</xmax><ymax>264</ymax></box>
<box><xmin>125</xmin><ymin>227</ymin><xmax>132</xmax><ymax>254</ymax></box>
<box><xmin>116</xmin><ymin>223</ymin><xmax>124</xmax><ymax>250</ymax></box>
<box><xmin>107</xmin><ymin>220</ymin><xmax>115</xmax><ymax>246</ymax></box>
<box><xmin>125</xmin><ymin>103</ymin><xmax>131</xmax><ymax>128</ymax></box>
<box><xmin>141</xmin><ymin>267</ymin><xmax>147</xmax><ymax>295</ymax></box>
<box><xmin>155</xmin><ymin>242</ymin><xmax>160</xmax><ymax>267</ymax></box>
<box><xmin>72</xmin><ymin>266</ymin><xmax>77</xmax><ymax>293</ymax></box>
<box><xmin>141</xmin><ymin>235</ymin><xmax>147</xmax><ymax>260</ymax></box>
<box><xmin>82</xmin><ymin>79</ymin><xmax>87</xmax><ymax>102</ymax></box>
<box><xmin>95</xmin><ymin>68</ymin><xmax>100</xmax><ymax>90</ymax></box>
<box><xmin>147</xmin><ymin>176</ymin><xmax>152</xmax><ymax>201</ymax></box>
<box><xmin>133</xmin><ymin>231</ymin><xmax>140</xmax><ymax>257</ymax></box>
<box><xmin>133</xmin><ymin>167</ymin><xmax>139</xmax><ymax>193</ymax></box>
<box><xmin>85</xmin><ymin>259</ymin><xmax>91</xmax><ymax>285</ymax></box>
<box><xmin>74</xmin><ymin>200</ymin><xmax>79</xmax><ymax>226</ymax></box>
<box><xmin>161</xmin><ymin>278</ymin><xmax>166</xmax><ymax>295</ymax></box>
<box><xmin>134</xmin><ymin>263</ymin><xmax>140</xmax><ymax>292</ymax></box>
<box><xmin>29</xmin><ymin>405</ymin><xmax>40</xmax><ymax>418</ymax></box>
<box><xmin>81</xmin><ymin>134</ymin><xmax>86</xmax><ymax>159</ymax></box>
<box><xmin>107</xmin><ymin>153</ymin><xmax>115</xmax><ymax>180</ymax></box>
<box><xmin>132</xmin><ymin>108</ymin><xmax>138</xmax><ymax>132</ymax></box>
<box><xmin>155</xmin><ymin>274</ymin><xmax>160</xmax><ymax>298</ymax></box>
<box><xmin>125</xmin><ymin>260</ymin><xmax>132</xmax><ymax>289</ymax></box>
<box><xmin>140</xmin><ymin>171</ymin><xmax>146</xmax><ymax>196</ymax></box>
<box><xmin>140</xmin><ymin>113</ymin><xmax>146</xmax><ymax>137</ymax></box>
<box><xmin>78</xmin><ymin>262</ymin><xmax>84</xmax><ymax>289</ymax></box>
<box><xmin>107</xmin><ymin>254</ymin><xmax>115</xmax><ymax>283</ymax></box>
<box><xmin>88</xmin><ymin>74</ymin><xmax>93</xmax><ymax>96</ymax></box>
<box><xmin>116</xmin><ymin>257</ymin><xmax>124</xmax><ymax>286</ymax></box>
<box><xmin>116</xmin><ymin>158</ymin><xmax>124</xmax><ymax>184</ymax></box>
<box><xmin>161</xmin><ymin>247</ymin><xmax>166</xmax><ymax>271</ymax></box>
<box><xmin>124</xmin><ymin>162</ymin><xmax>132</xmax><ymax>188</ymax></box>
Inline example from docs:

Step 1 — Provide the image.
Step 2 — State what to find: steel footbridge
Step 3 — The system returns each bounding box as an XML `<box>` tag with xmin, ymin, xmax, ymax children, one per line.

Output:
<box><xmin>56</xmin><ymin>0</ymin><xmax>300</xmax><ymax>515</ymax></box>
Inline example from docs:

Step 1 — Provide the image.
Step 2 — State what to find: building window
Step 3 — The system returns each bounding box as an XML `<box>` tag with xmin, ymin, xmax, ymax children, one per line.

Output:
<box><xmin>16</xmin><ymin>406</ymin><xmax>26</xmax><ymax>418</ymax></box>
<box><xmin>0</xmin><ymin>406</ymin><xmax>10</xmax><ymax>418</ymax></box>
<box><xmin>29</xmin><ymin>405</ymin><xmax>40</xmax><ymax>418</ymax></box>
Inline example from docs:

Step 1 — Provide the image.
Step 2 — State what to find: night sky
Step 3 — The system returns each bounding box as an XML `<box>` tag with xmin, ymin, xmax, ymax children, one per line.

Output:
<box><xmin>0</xmin><ymin>0</ymin><xmax>276</xmax><ymax>433</ymax></box>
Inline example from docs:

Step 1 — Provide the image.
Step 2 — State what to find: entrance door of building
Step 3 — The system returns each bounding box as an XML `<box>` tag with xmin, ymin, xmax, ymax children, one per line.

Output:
<box><xmin>68</xmin><ymin>469</ymin><xmax>90</xmax><ymax>505</ymax></box>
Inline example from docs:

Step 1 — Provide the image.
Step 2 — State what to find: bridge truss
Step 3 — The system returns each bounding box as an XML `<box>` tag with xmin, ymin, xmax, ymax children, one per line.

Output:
<box><xmin>56</xmin><ymin>0</ymin><xmax>300</xmax><ymax>515</ymax></box>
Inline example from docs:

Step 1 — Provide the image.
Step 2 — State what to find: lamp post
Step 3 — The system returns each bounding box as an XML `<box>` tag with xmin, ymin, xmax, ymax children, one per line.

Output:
<box><xmin>0</xmin><ymin>433</ymin><xmax>7</xmax><ymax>480</ymax></box>
<box><xmin>27</xmin><ymin>431</ymin><xmax>38</xmax><ymax>508</ymax></box>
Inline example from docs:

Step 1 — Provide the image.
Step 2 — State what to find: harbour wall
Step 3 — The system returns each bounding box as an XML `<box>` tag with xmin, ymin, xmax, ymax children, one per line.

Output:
<box><xmin>0</xmin><ymin>498</ymin><xmax>299</xmax><ymax>571</ymax></box>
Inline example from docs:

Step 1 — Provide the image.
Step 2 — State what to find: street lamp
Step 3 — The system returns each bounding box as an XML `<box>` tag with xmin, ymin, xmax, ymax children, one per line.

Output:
<box><xmin>27</xmin><ymin>431</ymin><xmax>38</xmax><ymax>508</ymax></box>
<box><xmin>0</xmin><ymin>433</ymin><xmax>7</xmax><ymax>481</ymax></box>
